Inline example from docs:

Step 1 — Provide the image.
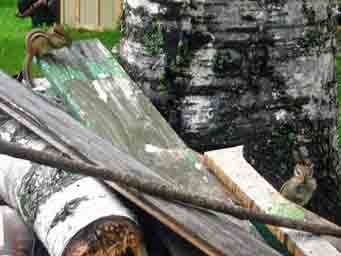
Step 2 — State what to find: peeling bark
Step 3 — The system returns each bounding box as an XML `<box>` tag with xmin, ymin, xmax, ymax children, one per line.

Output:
<box><xmin>0</xmin><ymin>117</ymin><xmax>146</xmax><ymax>256</ymax></box>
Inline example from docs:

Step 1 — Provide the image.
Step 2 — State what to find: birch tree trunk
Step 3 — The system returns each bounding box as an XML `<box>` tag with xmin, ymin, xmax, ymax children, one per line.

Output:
<box><xmin>0</xmin><ymin>117</ymin><xmax>146</xmax><ymax>256</ymax></box>
<box><xmin>119</xmin><ymin>0</ymin><xmax>341</xmax><ymax>223</ymax></box>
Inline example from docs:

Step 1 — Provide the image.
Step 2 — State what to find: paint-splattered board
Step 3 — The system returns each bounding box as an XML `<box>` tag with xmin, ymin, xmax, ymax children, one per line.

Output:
<box><xmin>0</xmin><ymin>41</ymin><xmax>280</xmax><ymax>256</ymax></box>
<box><xmin>205</xmin><ymin>146</ymin><xmax>341</xmax><ymax>256</ymax></box>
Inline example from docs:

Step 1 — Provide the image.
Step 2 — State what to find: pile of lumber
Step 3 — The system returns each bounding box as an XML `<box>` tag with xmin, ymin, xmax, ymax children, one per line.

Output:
<box><xmin>0</xmin><ymin>40</ymin><xmax>339</xmax><ymax>256</ymax></box>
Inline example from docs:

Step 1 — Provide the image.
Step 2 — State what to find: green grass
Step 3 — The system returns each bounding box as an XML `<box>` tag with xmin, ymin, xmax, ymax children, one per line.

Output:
<box><xmin>0</xmin><ymin>0</ymin><xmax>121</xmax><ymax>75</ymax></box>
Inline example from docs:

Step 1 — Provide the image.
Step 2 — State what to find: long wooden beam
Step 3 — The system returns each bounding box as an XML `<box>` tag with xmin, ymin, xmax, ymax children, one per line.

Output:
<box><xmin>205</xmin><ymin>146</ymin><xmax>341</xmax><ymax>256</ymax></box>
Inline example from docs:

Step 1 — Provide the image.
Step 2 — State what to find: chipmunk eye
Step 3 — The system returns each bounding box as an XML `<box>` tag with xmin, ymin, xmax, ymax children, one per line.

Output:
<box><xmin>296</xmin><ymin>185</ymin><xmax>305</xmax><ymax>194</ymax></box>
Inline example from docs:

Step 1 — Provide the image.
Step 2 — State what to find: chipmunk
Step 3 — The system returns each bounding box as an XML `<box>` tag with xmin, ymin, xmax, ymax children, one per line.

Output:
<box><xmin>23</xmin><ymin>24</ymin><xmax>71</xmax><ymax>88</ymax></box>
<box><xmin>280</xmin><ymin>160</ymin><xmax>317</xmax><ymax>206</ymax></box>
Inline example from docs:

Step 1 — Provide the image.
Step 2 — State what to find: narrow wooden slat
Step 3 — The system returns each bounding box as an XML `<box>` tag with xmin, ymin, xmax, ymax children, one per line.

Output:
<box><xmin>60</xmin><ymin>0</ymin><xmax>64</xmax><ymax>25</ymax></box>
<box><xmin>205</xmin><ymin>146</ymin><xmax>341</xmax><ymax>256</ymax></box>
<box><xmin>75</xmin><ymin>0</ymin><xmax>81</xmax><ymax>25</ymax></box>
<box><xmin>97</xmin><ymin>0</ymin><xmax>101</xmax><ymax>28</ymax></box>
<box><xmin>0</xmin><ymin>62</ymin><xmax>278</xmax><ymax>256</ymax></box>
<box><xmin>113</xmin><ymin>0</ymin><xmax>123</xmax><ymax>28</ymax></box>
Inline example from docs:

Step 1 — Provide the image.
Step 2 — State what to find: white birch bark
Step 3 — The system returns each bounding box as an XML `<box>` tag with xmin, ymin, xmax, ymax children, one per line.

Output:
<box><xmin>0</xmin><ymin>118</ymin><xmax>144</xmax><ymax>256</ymax></box>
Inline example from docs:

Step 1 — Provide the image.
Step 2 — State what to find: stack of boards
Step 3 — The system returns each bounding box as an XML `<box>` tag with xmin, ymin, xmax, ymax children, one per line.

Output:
<box><xmin>0</xmin><ymin>39</ymin><xmax>339</xmax><ymax>256</ymax></box>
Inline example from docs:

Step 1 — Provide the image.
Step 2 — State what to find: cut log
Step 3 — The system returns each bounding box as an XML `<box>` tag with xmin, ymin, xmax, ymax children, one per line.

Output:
<box><xmin>0</xmin><ymin>205</ymin><xmax>33</xmax><ymax>256</ymax></box>
<box><xmin>204</xmin><ymin>146</ymin><xmax>341</xmax><ymax>256</ymax></box>
<box><xmin>0</xmin><ymin>118</ymin><xmax>146</xmax><ymax>256</ymax></box>
<box><xmin>0</xmin><ymin>56</ymin><xmax>280</xmax><ymax>255</ymax></box>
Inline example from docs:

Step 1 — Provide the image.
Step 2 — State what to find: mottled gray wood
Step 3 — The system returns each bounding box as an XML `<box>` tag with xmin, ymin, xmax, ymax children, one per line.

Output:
<box><xmin>0</xmin><ymin>68</ymin><xmax>280</xmax><ymax>256</ymax></box>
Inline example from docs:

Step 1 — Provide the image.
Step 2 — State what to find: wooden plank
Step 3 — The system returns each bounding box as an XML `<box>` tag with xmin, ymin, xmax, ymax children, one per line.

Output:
<box><xmin>60</xmin><ymin>0</ymin><xmax>64</xmax><ymax>25</ymax></box>
<box><xmin>0</xmin><ymin>67</ymin><xmax>279</xmax><ymax>256</ymax></box>
<box><xmin>205</xmin><ymin>146</ymin><xmax>341</xmax><ymax>256</ymax></box>
<box><xmin>63</xmin><ymin>0</ymin><xmax>118</xmax><ymax>31</ymax></box>
<box><xmin>113</xmin><ymin>0</ymin><xmax>123</xmax><ymax>28</ymax></box>
<box><xmin>75</xmin><ymin>0</ymin><xmax>81</xmax><ymax>25</ymax></box>
<box><xmin>81</xmin><ymin>0</ymin><xmax>97</xmax><ymax>30</ymax></box>
<box><xmin>97</xmin><ymin>0</ymin><xmax>101</xmax><ymax>28</ymax></box>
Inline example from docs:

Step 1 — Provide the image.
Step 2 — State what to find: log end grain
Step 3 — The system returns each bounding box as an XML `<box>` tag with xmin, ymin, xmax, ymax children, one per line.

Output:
<box><xmin>63</xmin><ymin>216</ymin><xmax>145</xmax><ymax>256</ymax></box>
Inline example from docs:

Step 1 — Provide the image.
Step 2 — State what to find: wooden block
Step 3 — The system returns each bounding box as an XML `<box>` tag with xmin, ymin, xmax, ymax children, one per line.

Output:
<box><xmin>205</xmin><ymin>146</ymin><xmax>341</xmax><ymax>256</ymax></box>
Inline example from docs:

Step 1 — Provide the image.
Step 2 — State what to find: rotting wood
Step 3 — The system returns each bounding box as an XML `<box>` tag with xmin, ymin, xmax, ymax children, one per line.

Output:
<box><xmin>0</xmin><ymin>67</ymin><xmax>279</xmax><ymax>255</ymax></box>
<box><xmin>204</xmin><ymin>146</ymin><xmax>341</xmax><ymax>256</ymax></box>
<box><xmin>1</xmin><ymin>137</ymin><xmax>341</xmax><ymax>239</ymax></box>
<box><xmin>0</xmin><ymin>118</ymin><xmax>147</xmax><ymax>256</ymax></box>
<box><xmin>0</xmin><ymin>205</ymin><xmax>33</xmax><ymax>256</ymax></box>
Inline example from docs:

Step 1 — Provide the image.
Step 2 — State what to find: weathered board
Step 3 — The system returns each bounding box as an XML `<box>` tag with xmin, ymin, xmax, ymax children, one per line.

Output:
<box><xmin>205</xmin><ymin>146</ymin><xmax>341</xmax><ymax>256</ymax></box>
<box><xmin>0</xmin><ymin>63</ymin><xmax>279</xmax><ymax>256</ymax></box>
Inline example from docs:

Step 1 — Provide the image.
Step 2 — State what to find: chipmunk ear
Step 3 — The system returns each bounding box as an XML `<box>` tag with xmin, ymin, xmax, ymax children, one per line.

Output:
<box><xmin>294</xmin><ymin>165</ymin><xmax>302</xmax><ymax>176</ymax></box>
<box><xmin>304</xmin><ymin>159</ymin><xmax>314</xmax><ymax>176</ymax></box>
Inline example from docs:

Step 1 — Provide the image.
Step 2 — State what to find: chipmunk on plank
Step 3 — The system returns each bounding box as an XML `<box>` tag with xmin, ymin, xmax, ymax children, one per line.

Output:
<box><xmin>280</xmin><ymin>160</ymin><xmax>317</xmax><ymax>206</ymax></box>
<box><xmin>23</xmin><ymin>24</ymin><xmax>71</xmax><ymax>88</ymax></box>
